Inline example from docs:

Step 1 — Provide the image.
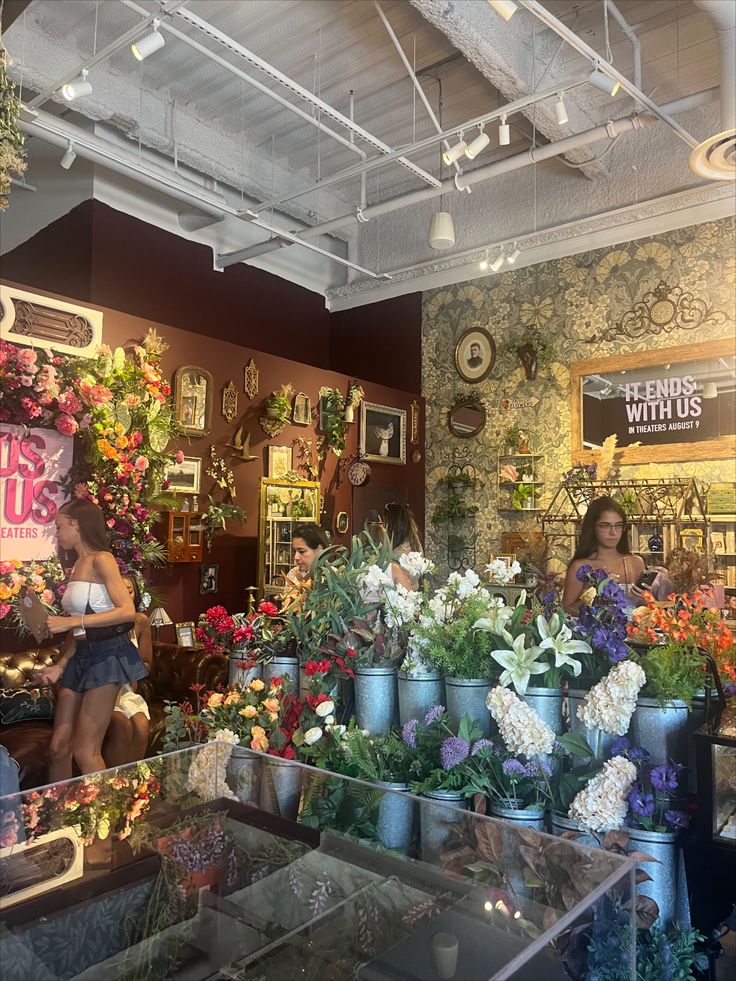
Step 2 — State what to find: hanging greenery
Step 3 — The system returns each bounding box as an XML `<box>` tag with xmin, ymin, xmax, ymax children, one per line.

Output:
<box><xmin>0</xmin><ymin>41</ymin><xmax>26</xmax><ymax>211</ymax></box>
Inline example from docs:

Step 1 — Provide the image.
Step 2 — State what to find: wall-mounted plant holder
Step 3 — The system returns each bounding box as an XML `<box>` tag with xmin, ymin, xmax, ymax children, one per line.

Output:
<box><xmin>259</xmin><ymin>415</ymin><xmax>287</xmax><ymax>438</ymax></box>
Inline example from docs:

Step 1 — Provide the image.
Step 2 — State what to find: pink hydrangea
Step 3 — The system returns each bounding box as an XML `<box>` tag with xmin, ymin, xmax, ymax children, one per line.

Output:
<box><xmin>134</xmin><ymin>455</ymin><xmax>149</xmax><ymax>472</ymax></box>
<box><xmin>0</xmin><ymin>603</ymin><xmax>11</xmax><ymax>619</ymax></box>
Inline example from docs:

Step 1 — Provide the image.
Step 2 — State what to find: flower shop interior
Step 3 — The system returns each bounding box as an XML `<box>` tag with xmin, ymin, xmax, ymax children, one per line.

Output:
<box><xmin>1</xmin><ymin>0</ymin><xmax>735</xmax><ymax>978</ymax></box>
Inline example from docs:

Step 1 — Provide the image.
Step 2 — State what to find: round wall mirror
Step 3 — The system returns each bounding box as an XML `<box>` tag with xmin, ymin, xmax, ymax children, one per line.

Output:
<box><xmin>448</xmin><ymin>399</ymin><xmax>486</xmax><ymax>438</ymax></box>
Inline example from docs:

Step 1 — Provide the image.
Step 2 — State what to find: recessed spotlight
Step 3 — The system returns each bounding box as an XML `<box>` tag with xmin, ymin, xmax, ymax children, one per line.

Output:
<box><xmin>442</xmin><ymin>139</ymin><xmax>467</xmax><ymax>165</ymax></box>
<box><xmin>507</xmin><ymin>243</ymin><xmax>520</xmax><ymax>264</ymax></box>
<box><xmin>554</xmin><ymin>93</ymin><xmax>568</xmax><ymax>126</ymax></box>
<box><xmin>60</xmin><ymin>142</ymin><xmax>77</xmax><ymax>170</ymax></box>
<box><xmin>589</xmin><ymin>65</ymin><xmax>620</xmax><ymax>96</ymax></box>
<box><xmin>465</xmin><ymin>129</ymin><xmax>490</xmax><ymax>160</ymax></box>
<box><xmin>60</xmin><ymin>69</ymin><xmax>92</xmax><ymax>101</ymax></box>
<box><xmin>132</xmin><ymin>20</ymin><xmax>165</xmax><ymax>61</ymax></box>
<box><xmin>487</xmin><ymin>0</ymin><xmax>518</xmax><ymax>21</ymax></box>
<box><xmin>498</xmin><ymin>113</ymin><xmax>510</xmax><ymax>146</ymax></box>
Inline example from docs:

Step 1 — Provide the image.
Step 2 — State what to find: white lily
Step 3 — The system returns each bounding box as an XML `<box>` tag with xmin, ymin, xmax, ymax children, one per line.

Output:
<box><xmin>536</xmin><ymin>614</ymin><xmax>590</xmax><ymax>677</ymax></box>
<box><xmin>472</xmin><ymin>599</ymin><xmax>514</xmax><ymax>637</ymax></box>
<box><xmin>491</xmin><ymin>633</ymin><xmax>547</xmax><ymax>696</ymax></box>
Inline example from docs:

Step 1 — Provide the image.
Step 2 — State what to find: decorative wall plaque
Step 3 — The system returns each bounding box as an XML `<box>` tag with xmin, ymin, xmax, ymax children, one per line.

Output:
<box><xmin>409</xmin><ymin>400</ymin><xmax>420</xmax><ymax>444</ymax></box>
<box><xmin>0</xmin><ymin>285</ymin><xmax>102</xmax><ymax>358</ymax></box>
<box><xmin>244</xmin><ymin>358</ymin><xmax>259</xmax><ymax>399</ymax></box>
<box><xmin>222</xmin><ymin>380</ymin><xmax>238</xmax><ymax>423</ymax></box>
<box><xmin>592</xmin><ymin>281</ymin><xmax>728</xmax><ymax>344</ymax></box>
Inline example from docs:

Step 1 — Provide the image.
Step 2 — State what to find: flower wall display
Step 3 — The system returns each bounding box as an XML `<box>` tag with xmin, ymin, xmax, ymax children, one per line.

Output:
<box><xmin>421</xmin><ymin>217</ymin><xmax>735</xmax><ymax>573</ymax></box>
<box><xmin>0</xmin><ymin>332</ymin><xmax>178</xmax><ymax>624</ymax></box>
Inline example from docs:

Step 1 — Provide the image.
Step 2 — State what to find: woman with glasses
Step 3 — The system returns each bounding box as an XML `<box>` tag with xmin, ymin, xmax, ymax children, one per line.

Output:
<box><xmin>562</xmin><ymin>496</ymin><xmax>644</xmax><ymax>615</ymax></box>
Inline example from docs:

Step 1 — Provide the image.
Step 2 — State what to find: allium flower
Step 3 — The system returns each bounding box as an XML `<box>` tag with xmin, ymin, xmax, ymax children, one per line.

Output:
<box><xmin>502</xmin><ymin>758</ymin><xmax>526</xmax><ymax>778</ymax></box>
<box><xmin>627</xmin><ymin>784</ymin><xmax>654</xmax><ymax>817</ymax></box>
<box><xmin>524</xmin><ymin>758</ymin><xmax>552</xmax><ymax>778</ymax></box>
<box><xmin>402</xmin><ymin>718</ymin><xmax>419</xmax><ymax>749</ymax></box>
<box><xmin>470</xmin><ymin>738</ymin><xmax>495</xmax><ymax>756</ymax></box>
<box><xmin>577</xmin><ymin>661</ymin><xmax>646</xmax><ymax>735</ymax></box>
<box><xmin>486</xmin><ymin>686</ymin><xmax>555</xmax><ymax>756</ymax></box>
<box><xmin>568</xmin><ymin>756</ymin><xmax>637</xmax><ymax>832</ymax></box>
<box><xmin>440</xmin><ymin>736</ymin><xmax>470</xmax><ymax>770</ymax></box>
<box><xmin>424</xmin><ymin>705</ymin><xmax>445</xmax><ymax>726</ymax></box>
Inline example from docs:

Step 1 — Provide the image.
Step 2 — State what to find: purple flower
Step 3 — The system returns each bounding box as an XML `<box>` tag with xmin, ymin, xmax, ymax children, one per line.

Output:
<box><xmin>627</xmin><ymin>784</ymin><xmax>654</xmax><ymax>818</ymax></box>
<box><xmin>440</xmin><ymin>737</ymin><xmax>470</xmax><ymax>770</ymax></box>
<box><xmin>650</xmin><ymin>765</ymin><xmax>680</xmax><ymax>793</ymax></box>
<box><xmin>610</xmin><ymin>736</ymin><xmax>630</xmax><ymax>756</ymax></box>
<box><xmin>524</xmin><ymin>758</ymin><xmax>552</xmax><ymax>779</ymax></box>
<box><xmin>470</xmin><ymin>739</ymin><xmax>495</xmax><ymax>756</ymax></box>
<box><xmin>724</xmin><ymin>683</ymin><xmax>736</xmax><ymax>697</ymax></box>
<box><xmin>502</xmin><ymin>758</ymin><xmax>527</xmax><ymax>779</ymax></box>
<box><xmin>424</xmin><ymin>705</ymin><xmax>445</xmax><ymax>726</ymax></box>
<box><xmin>401</xmin><ymin>719</ymin><xmax>418</xmax><ymax>749</ymax></box>
<box><xmin>628</xmin><ymin>746</ymin><xmax>651</xmax><ymax>763</ymax></box>
<box><xmin>664</xmin><ymin>809</ymin><xmax>689</xmax><ymax>830</ymax></box>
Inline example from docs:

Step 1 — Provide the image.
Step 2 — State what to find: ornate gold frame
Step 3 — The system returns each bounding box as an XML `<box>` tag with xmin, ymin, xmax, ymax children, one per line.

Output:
<box><xmin>173</xmin><ymin>365</ymin><xmax>213</xmax><ymax>437</ymax></box>
<box><xmin>571</xmin><ymin>338</ymin><xmax>735</xmax><ymax>465</ymax></box>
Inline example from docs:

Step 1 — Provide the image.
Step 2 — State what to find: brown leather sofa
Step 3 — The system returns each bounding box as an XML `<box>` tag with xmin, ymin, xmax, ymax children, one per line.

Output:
<box><xmin>0</xmin><ymin>643</ymin><xmax>228</xmax><ymax>790</ymax></box>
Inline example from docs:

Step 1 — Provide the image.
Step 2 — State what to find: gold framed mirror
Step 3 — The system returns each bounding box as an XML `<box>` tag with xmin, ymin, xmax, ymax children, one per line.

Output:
<box><xmin>448</xmin><ymin>397</ymin><xmax>486</xmax><ymax>438</ymax></box>
<box><xmin>173</xmin><ymin>365</ymin><xmax>214</xmax><ymax>438</ymax></box>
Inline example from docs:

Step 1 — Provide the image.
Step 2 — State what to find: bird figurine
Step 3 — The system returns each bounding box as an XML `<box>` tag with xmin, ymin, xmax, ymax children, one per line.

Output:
<box><xmin>372</xmin><ymin>422</ymin><xmax>394</xmax><ymax>457</ymax></box>
<box><xmin>224</xmin><ymin>424</ymin><xmax>257</xmax><ymax>461</ymax></box>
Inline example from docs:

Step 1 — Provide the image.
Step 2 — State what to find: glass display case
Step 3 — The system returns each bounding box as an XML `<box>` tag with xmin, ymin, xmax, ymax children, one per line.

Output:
<box><xmin>258</xmin><ymin>477</ymin><xmax>321</xmax><ymax>598</ymax></box>
<box><xmin>1</xmin><ymin>746</ymin><xmax>636</xmax><ymax>981</ymax></box>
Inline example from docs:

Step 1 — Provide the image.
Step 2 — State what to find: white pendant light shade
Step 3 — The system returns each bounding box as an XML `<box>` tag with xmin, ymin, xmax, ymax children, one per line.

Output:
<box><xmin>507</xmin><ymin>244</ymin><xmax>520</xmax><ymax>264</ymax></box>
<box><xmin>428</xmin><ymin>211</ymin><xmax>455</xmax><ymax>250</ymax></box>
<box><xmin>703</xmin><ymin>381</ymin><xmax>718</xmax><ymax>399</ymax></box>
<box><xmin>465</xmin><ymin>130</ymin><xmax>490</xmax><ymax>160</ymax></box>
<box><xmin>132</xmin><ymin>22</ymin><xmax>165</xmax><ymax>61</ymax></box>
<box><xmin>60</xmin><ymin>73</ymin><xmax>92</xmax><ymax>101</ymax></box>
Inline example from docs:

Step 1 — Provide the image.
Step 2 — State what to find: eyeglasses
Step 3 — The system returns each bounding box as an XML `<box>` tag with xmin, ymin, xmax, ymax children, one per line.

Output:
<box><xmin>596</xmin><ymin>522</ymin><xmax>625</xmax><ymax>532</ymax></box>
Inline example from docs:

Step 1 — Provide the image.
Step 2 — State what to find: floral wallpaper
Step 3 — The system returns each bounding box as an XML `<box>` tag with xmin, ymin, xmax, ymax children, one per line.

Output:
<box><xmin>422</xmin><ymin>217</ymin><xmax>736</xmax><ymax>573</ymax></box>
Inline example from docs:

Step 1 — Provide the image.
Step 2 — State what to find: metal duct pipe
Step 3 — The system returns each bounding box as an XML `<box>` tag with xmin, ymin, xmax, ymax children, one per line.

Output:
<box><xmin>607</xmin><ymin>1</ymin><xmax>642</xmax><ymax>94</ymax></box>
<box><xmin>694</xmin><ymin>0</ymin><xmax>736</xmax><ymax>129</ymax></box>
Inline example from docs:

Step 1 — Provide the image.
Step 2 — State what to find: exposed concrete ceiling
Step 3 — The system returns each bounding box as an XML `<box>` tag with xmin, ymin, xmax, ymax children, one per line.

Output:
<box><xmin>2</xmin><ymin>0</ymin><xmax>734</xmax><ymax>309</ymax></box>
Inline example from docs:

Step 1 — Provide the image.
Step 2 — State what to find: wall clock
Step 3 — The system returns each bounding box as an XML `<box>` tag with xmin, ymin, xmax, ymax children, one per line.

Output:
<box><xmin>348</xmin><ymin>460</ymin><xmax>371</xmax><ymax>486</ymax></box>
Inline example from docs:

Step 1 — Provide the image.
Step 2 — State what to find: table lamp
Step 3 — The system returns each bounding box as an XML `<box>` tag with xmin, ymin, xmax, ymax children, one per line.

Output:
<box><xmin>149</xmin><ymin>606</ymin><xmax>173</xmax><ymax>639</ymax></box>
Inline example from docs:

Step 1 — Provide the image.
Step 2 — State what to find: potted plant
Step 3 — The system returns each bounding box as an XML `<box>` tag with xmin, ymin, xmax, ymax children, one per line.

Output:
<box><xmin>343</xmin><ymin>383</ymin><xmax>364</xmax><ymax>424</ymax></box>
<box><xmin>264</xmin><ymin>386</ymin><xmax>291</xmax><ymax>421</ymax></box>
<box><xmin>200</xmin><ymin>497</ymin><xmax>246</xmax><ymax>549</ymax></box>
<box><xmin>319</xmin><ymin>386</ymin><xmax>350</xmax><ymax>456</ymax></box>
<box><xmin>523</xmin><ymin>608</ymin><xmax>592</xmax><ymax>735</ymax></box>
<box><xmin>437</xmin><ymin>472</ymin><xmax>483</xmax><ymax>494</ymax></box>
<box><xmin>501</xmin><ymin>425</ymin><xmax>523</xmax><ymax>455</ymax></box>
<box><xmin>505</xmin><ymin>328</ymin><xmax>554</xmax><ymax>381</ymax></box>
<box><xmin>512</xmin><ymin>482</ymin><xmax>536</xmax><ymax>510</ymax></box>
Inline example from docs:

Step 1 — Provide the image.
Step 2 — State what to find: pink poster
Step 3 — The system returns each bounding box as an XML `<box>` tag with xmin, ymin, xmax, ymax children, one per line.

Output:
<box><xmin>0</xmin><ymin>424</ymin><xmax>73</xmax><ymax>561</ymax></box>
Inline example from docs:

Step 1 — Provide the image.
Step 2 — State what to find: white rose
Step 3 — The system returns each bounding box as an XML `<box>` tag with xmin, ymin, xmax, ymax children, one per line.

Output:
<box><xmin>324</xmin><ymin>715</ymin><xmax>335</xmax><ymax>725</ymax></box>
<box><xmin>304</xmin><ymin>726</ymin><xmax>323</xmax><ymax>745</ymax></box>
<box><xmin>315</xmin><ymin>699</ymin><xmax>335</xmax><ymax>717</ymax></box>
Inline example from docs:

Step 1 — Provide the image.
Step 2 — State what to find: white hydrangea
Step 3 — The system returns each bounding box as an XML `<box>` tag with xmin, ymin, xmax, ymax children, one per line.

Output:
<box><xmin>486</xmin><ymin>686</ymin><xmax>555</xmax><ymax>756</ymax></box>
<box><xmin>486</xmin><ymin>558</ymin><xmax>522</xmax><ymax>585</ymax></box>
<box><xmin>577</xmin><ymin>661</ymin><xmax>646</xmax><ymax>736</ymax></box>
<box><xmin>427</xmin><ymin>591</ymin><xmax>450</xmax><ymax>624</ymax></box>
<box><xmin>187</xmin><ymin>729</ymin><xmax>238</xmax><ymax>801</ymax></box>
<box><xmin>384</xmin><ymin>584</ymin><xmax>424</xmax><ymax>629</ymax></box>
<box><xmin>398</xmin><ymin>551</ymin><xmax>435</xmax><ymax>579</ymax></box>
<box><xmin>456</xmin><ymin>568</ymin><xmax>481</xmax><ymax>598</ymax></box>
<box><xmin>568</xmin><ymin>756</ymin><xmax>637</xmax><ymax>832</ymax></box>
<box><xmin>358</xmin><ymin>563</ymin><xmax>395</xmax><ymax>604</ymax></box>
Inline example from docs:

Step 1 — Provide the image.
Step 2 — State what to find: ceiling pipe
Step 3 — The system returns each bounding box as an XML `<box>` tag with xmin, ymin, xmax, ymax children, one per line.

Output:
<box><xmin>517</xmin><ymin>0</ymin><xmax>701</xmax><ymax>150</ymax></box>
<box><xmin>606</xmin><ymin>1</ymin><xmax>642</xmax><ymax>100</ymax></box>
<box><xmin>171</xmin><ymin>4</ymin><xmax>440</xmax><ymax>189</ymax></box>
<box><xmin>118</xmin><ymin>0</ymin><xmax>367</xmax><ymax>164</ymax></box>
<box><xmin>693</xmin><ymin>0</ymin><xmax>735</xmax><ymax>129</ymax></box>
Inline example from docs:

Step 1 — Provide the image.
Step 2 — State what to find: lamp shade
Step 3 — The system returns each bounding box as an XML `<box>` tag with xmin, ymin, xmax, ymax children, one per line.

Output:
<box><xmin>428</xmin><ymin>211</ymin><xmax>455</xmax><ymax>250</ymax></box>
<box><xmin>149</xmin><ymin>607</ymin><xmax>173</xmax><ymax>628</ymax></box>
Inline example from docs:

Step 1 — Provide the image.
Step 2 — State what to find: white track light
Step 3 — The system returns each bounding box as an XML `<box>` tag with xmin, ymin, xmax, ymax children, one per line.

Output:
<box><xmin>465</xmin><ymin>129</ymin><xmax>490</xmax><ymax>160</ymax></box>
<box><xmin>479</xmin><ymin>251</ymin><xmax>489</xmax><ymax>271</ymax></box>
<box><xmin>498</xmin><ymin>114</ymin><xmax>510</xmax><ymax>146</ymax></box>
<box><xmin>487</xmin><ymin>0</ymin><xmax>518</xmax><ymax>21</ymax></box>
<box><xmin>490</xmin><ymin>253</ymin><xmax>505</xmax><ymax>272</ymax></box>
<box><xmin>507</xmin><ymin>243</ymin><xmax>520</xmax><ymax>264</ymax></box>
<box><xmin>60</xmin><ymin>142</ymin><xmax>76</xmax><ymax>170</ymax></box>
<box><xmin>428</xmin><ymin>211</ymin><xmax>455</xmax><ymax>250</ymax></box>
<box><xmin>554</xmin><ymin>93</ymin><xmax>568</xmax><ymax>126</ymax></box>
<box><xmin>60</xmin><ymin>70</ymin><xmax>92</xmax><ymax>101</ymax></box>
<box><xmin>442</xmin><ymin>139</ymin><xmax>467</xmax><ymax>165</ymax></box>
<box><xmin>589</xmin><ymin>66</ymin><xmax>620</xmax><ymax>96</ymax></box>
<box><xmin>703</xmin><ymin>381</ymin><xmax>718</xmax><ymax>399</ymax></box>
<box><xmin>132</xmin><ymin>20</ymin><xmax>165</xmax><ymax>61</ymax></box>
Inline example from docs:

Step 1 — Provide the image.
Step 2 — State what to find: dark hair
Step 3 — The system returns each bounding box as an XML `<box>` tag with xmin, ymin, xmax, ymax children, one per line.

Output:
<box><xmin>121</xmin><ymin>574</ymin><xmax>143</xmax><ymax>612</ymax></box>
<box><xmin>573</xmin><ymin>496</ymin><xmax>631</xmax><ymax>559</ymax></box>
<box><xmin>292</xmin><ymin>524</ymin><xmax>329</xmax><ymax>550</ymax></box>
<box><xmin>383</xmin><ymin>502</ymin><xmax>421</xmax><ymax>552</ymax></box>
<box><xmin>58</xmin><ymin>498</ymin><xmax>112</xmax><ymax>561</ymax></box>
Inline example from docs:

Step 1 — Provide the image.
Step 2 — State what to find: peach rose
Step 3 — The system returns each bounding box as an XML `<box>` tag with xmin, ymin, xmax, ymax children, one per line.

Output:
<box><xmin>239</xmin><ymin>705</ymin><xmax>258</xmax><ymax>718</ymax></box>
<box><xmin>249</xmin><ymin>679</ymin><xmax>265</xmax><ymax>692</ymax></box>
<box><xmin>207</xmin><ymin>693</ymin><xmax>224</xmax><ymax>708</ymax></box>
<box><xmin>250</xmin><ymin>725</ymin><xmax>269</xmax><ymax>752</ymax></box>
<box><xmin>224</xmin><ymin>692</ymin><xmax>241</xmax><ymax>705</ymax></box>
<box><xmin>263</xmin><ymin>697</ymin><xmax>280</xmax><ymax>713</ymax></box>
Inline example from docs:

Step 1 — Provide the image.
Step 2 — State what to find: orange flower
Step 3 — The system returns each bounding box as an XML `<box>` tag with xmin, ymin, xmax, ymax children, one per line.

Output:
<box><xmin>207</xmin><ymin>692</ymin><xmax>224</xmax><ymax>708</ymax></box>
<box><xmin>249</xmin><ymin>679</ymin><xmax>265</xmax><ymax>692</ymax></box>
<box><xmin>239</xmin><ymin>705</ymin><xmax>257</xmax><ymax>718</ymax></box>
<box><xmin>262</xmin><ymin>697</ymin><xmax>279</xmax><ymax>713</ymax></box>
<box><xmin>250</xmin><ymin>725</ymin><xmax>269</xmax><ymax>752</ymax></box>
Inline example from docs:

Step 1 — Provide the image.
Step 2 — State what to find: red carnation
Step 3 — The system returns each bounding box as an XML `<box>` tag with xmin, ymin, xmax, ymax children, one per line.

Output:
<box><xmin>258</xmin><ymin>601</ymin><xmax>279</xmax><ymax>617</ymax></box>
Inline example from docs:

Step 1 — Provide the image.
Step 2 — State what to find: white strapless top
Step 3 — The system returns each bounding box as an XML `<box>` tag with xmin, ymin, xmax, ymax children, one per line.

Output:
<box><xmin>62</xmin><ymin>581</ymin><xmax>115</xmax><ymax>636</ymax></box>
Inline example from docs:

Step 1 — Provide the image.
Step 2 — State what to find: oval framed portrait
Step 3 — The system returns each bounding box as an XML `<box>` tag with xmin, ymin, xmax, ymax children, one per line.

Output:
<box><xmin>454</xmin><ymin>327</ymin><xmax>496</xmax><ymax>384</ymax></box>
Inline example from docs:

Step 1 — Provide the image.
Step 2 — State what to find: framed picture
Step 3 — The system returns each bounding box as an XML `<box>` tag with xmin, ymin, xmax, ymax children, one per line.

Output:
<box><xmin>165</xmin><ymin>456</ymin><xmax>202</xmax><ymax>494</ymax></box>
<box><xmin>360</xmin><ymin>402</ymin><xmax>407</xmax><ymax>465</ymax></box>
<box><xmin>454</xmin><ymin>327</ymin><xmax>496</xmax><ymax>384</ymax></box>
<box><xmin>493</xmin><ymin>554</ymin><xmax>517</xmax><ymax>568</ymax></box>
<box><xmin>175</xmin><ymin>621</ymin><xmax>195</xmax><ymax>648</ymax></box>
<box><xmin>268</xmin><ymin>445</ymin><xmax>293</xmax><ymax>479</ymax></box>
<box><xmin>173</xmin><ymin>366</ymin><xmax>213</xmax><ymax>438</ymax></box>
<box><xmin>200</xmin><ymin>563</ymin><xmax>219</xmax><ymax>595</ymax></box>
<box><xmin>293</xmin><ymin>392</ymin><xmax>311</xmax><ymax>425</ymax></box>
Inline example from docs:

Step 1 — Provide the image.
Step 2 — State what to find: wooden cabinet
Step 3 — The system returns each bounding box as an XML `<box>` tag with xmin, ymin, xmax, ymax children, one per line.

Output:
<box><xmin>159</xmin><ymin>510</ymin><xmax>204</xmax><ymax>563</ymax></box>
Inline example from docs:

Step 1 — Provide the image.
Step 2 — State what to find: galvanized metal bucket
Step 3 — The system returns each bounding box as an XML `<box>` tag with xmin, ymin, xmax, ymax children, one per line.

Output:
<box><xmin>567</xmin><ymin>689</ymin><xmax>620</xmax><ymax>760</ymax></box>
<box><xmin>226</xmin><ymin>745</ymin><xmax>261</xmax><ymax>804</ymax></box>
<box><xmin>549</xmin><ymin>811</ymin><xmax>599</xmax><ymax>849</ymax></box>
<box><xmin>489</xmin><ymin>801</ymin><xmax>546</xmax><ymax>832</ymax></box>
<box><xmin>521</xmin><ymin>687</ymin><xmax>564</xmax><ymax>736</ymax></box>
<box><xmin>259</xmin><ymin>757</ymin><xmax>303</xmax><ymax>821</ymax></box>
<box><xmin>354</xmin><ymin>665</ymin><xmax>398</xmax><ymax>736</ymax></box>
<box><xmin>376</xmin><ymin>781</ymin><xmax>415</xmax><ymax>854</ymax></box>
<box><xmin>629</xmin><ymin>698</ymin><xmax>689</xmax><ymax>767</ymax></box>
<box><xmin>299</xmin><ymin>667</ymin><xmax>338</xmax><ymax>701</ymax></box>
<box><xmin>627</xmin><ymin>826</ymin><xmax>686</xmax><ymax>928</ymax></box>
<box><xmin>263</xmin><ymin>656</ymin><xmax>299</xmax><ymax>694</ymax></box>
<box><xmin>420</xmin><ymin>790</ymin><xmax>469</xmax><ymax>866</ymax></box>
<box><xmin>444</xmin><ymin>677</ymin><xmax>492</xmax><ymax>736</ymax></box>
<box><xmin>228</xmin><ymin>657</ymin><xmax>262</xmax><ymax>688</ymax></box>
<box><xmin>397</xmin><ymin>670</ymin><xmax>445</xmax><ymax>726</ymax></box>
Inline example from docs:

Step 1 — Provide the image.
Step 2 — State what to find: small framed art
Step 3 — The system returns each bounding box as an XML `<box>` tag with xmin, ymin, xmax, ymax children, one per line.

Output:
<box><xmin>199</xmin><ymin>563</ymin><xmax>219</xmax><ymax>594</ymax></box>
<box><xmin>164</xmin><ymin>456</ymin><xmax>202</xmax><ymax>494</ymax></box>
<box><xmin>454</xmin><ymin>327</ymin><xmax>496</xmax><ymax>384</ymax></box>
<box><xmin>359</xmin><ymin>402</ymin><xmax>407</xmax><ymax>465</ymax></box>
<box><xmin>175</xmin><ymin>621</ymin><xmax>196</xmax><ymax>648</ymax></box>
<box><xmin>268</xmin><ymin>445</ymin><xmax>293</xmax><ymax>479</ymax></box>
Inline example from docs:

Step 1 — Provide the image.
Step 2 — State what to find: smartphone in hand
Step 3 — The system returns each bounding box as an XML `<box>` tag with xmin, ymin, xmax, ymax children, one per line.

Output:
<box><xmin>636</xmin><ymin>570</ymin><xmax>658</xmax><ymax>589</ymax></box>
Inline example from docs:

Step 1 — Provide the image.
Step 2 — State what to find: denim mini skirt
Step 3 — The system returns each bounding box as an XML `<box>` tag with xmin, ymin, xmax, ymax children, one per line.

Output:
<box><xmin>60</xmin><ymin>635</ymin><xmax>148</xmax><ymax>693</ymax></box>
